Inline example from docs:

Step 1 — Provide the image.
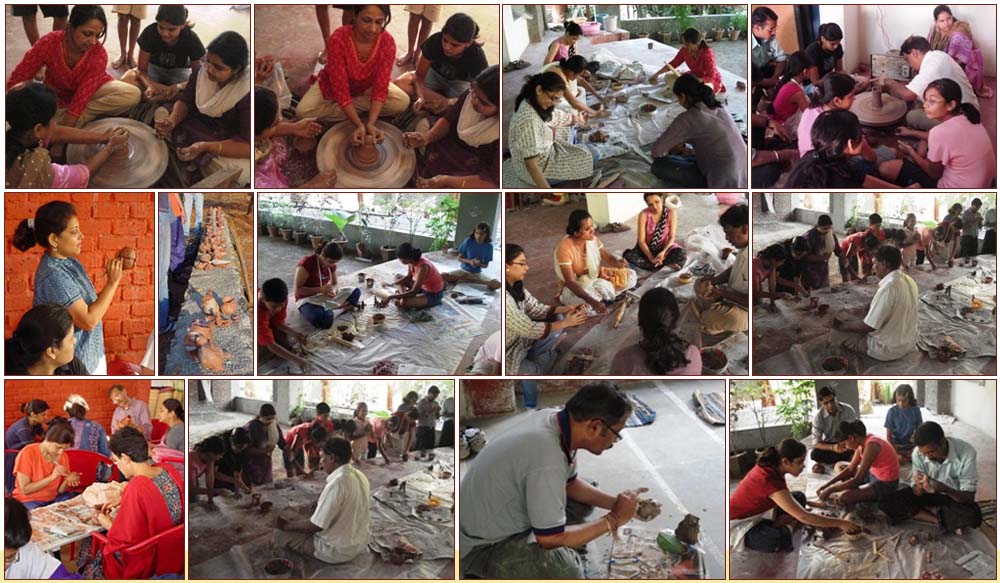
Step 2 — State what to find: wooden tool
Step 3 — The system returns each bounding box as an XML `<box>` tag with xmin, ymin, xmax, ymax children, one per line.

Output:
<box><xmin>613</xmin><ymin>290</ymin><xmax>641</xmax><ymax>329</ymax></box>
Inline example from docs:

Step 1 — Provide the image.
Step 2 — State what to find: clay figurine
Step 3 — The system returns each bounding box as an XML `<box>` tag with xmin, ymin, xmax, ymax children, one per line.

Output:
<box><xmin>116</xmin><ymin>246</ymin><xmax>137</xmax><ymax>270</ymax></box>
<box><xmin>635</xmin><ymin>498</ymin><xmax>662</xmax><ymax>521</ymax></box>
<box><xmin>675</xmin><ymin>514</ymin><xmax>700</xmax><ymax>545</ymax></box>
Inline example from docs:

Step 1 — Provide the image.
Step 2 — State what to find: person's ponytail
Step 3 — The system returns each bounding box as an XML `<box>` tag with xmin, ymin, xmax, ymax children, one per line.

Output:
<box><xmin>673</xmin><ymin>73</ymin><xmax>722</xmax><ymax>109</ymax></box>
<box><xmin>959</xmin><ymin>103</ymin><xmax>981</xmax><ymax>124</ymax></box>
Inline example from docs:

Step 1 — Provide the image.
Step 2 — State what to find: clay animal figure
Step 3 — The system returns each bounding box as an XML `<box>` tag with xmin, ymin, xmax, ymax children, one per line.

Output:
<box><xmin>202</xmin><ymin>291</ymin><xmax>221</xmax><ymax>318</ymax></box>
<box><xmin>221</xmin><ymin>296</ymin><xmax>238</xmax><ymax>317</ymax></box>
<box><xmin>675</xmin><ymin>514</ymin><xmax>700</xmax><ymax>545</ymax></box>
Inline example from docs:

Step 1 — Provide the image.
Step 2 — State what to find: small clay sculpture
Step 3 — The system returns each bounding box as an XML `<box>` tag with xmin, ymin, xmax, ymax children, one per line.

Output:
<box><xmin>635</xmin><ymin>498</ymin><xmax>662</xmax><ymax>521</ymax></box>
<box><xmin>221</xmin><ymin>296</ymin><xmax>238</xmax><ymax>317</ymax></box>
<box><xmin>117</xmin><ymin>246</ymin><xmax>137</xmax><ymax>270</ymax></box>
<box><xmin>675</xmin><ymin>514</ymin><xmax>700</xmax><ymax>545</ymax></box>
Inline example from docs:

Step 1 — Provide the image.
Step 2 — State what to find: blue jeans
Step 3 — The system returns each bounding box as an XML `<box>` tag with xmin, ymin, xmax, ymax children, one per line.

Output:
<box><xmin>421</xmin><ymin>289</ymin><xmax>444</xmax><ymax>307</ymax></box>
<box><xmin>148</xmin><ymin>62</ymin><xmax>192</xmax><ymax>86</ymax></box>
<box><xmin>298</xmin><ymin>302</ymin><xmax>334</xmax><ymax>329</ymax></box>
<box><xmin>158</xmin><ymin>209</ymin><xmax>174</xmax><ymax>328</ymax></box>
<box><xmin>183</xmin><ymin>193</ymin><xmax>204</xmax><ymax>236</ymax></box>
<box><xmin>651</xmin><ymin>154</ymin><xmax>708</xmax><ymax>187</ymax></box>
<box><xmin>23</xmin><ymin>491</ymin><xmax>76</xmax><ymax>510</ymax></box>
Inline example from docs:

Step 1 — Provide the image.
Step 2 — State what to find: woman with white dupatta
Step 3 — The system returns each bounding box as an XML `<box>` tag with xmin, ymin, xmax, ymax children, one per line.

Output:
<box><xmin>403</xmin><ymin>65</ymin><xmax>500</xmax><ymax>188</ymax></box>
<box><xmin>553</xmin><ymin>209</ymin><xmax>637</xmax><ymax>314</ymax></box>
<box><xmin>154</xmin><ymin>31</ymin><xmax>252</xmax><ymax>185</ymax></box>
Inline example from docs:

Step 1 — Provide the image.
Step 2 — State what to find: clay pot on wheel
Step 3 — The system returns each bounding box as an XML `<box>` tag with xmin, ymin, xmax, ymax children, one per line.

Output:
<box><xmin>116</xmin><ymin>246</ymin><xmax>137</xmax><ymax>270</ymax></box>
<box><xmin>821</xmin><ymin>356</ymin><xmax>848</xmax><ymax>374</ymax></box>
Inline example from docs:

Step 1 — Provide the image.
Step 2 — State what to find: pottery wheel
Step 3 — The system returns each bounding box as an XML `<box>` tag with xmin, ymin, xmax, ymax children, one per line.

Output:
<box><xmin>316</xmin><ymin>120</ymin><xmax>415</xmax><ymax>188</ymax></box>
<box><xmin>65</xmin><ymin>117</ymin><xmax>168</xmax><ymax>188</ymax></box>
<box><xmin>850</xmin><ymin>91</ymin><xmax>907</xmax><ymax>127</ymax></box>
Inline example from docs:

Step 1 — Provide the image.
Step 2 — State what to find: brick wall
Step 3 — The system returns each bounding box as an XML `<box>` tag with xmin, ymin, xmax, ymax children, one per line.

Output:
<box><xmin>4</xmin><ymin>193</ymin><xmax>156</xmax><ymax>366</ymax></box>
<box><xmin>4</xmin><ymin>380</ymin><xmax>155</xmax><ymax>434</ymax></box>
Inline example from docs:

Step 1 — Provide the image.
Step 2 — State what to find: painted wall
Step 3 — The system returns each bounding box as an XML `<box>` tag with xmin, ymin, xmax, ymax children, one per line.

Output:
<box><xmin>3</xmin><ymin>380</ymin><xmax>184</xmax><ymax>435</ymax></box>
<box><xmin>4</xmin><ymin>193</ymin><xmax>156</xmax><ymax>368</ymax></box>
<box><xmin>586</xmin><ymin>192</ymin><xmax>647</xmax><ymax>225</ymax></box>
<box><xmin>503</xmin><ymin>5</ymin><xmax>531</xmax><ymax>63</ymax></box>
<box><xmin>755</xmin><ymin>5</ymin><xmax>799</xmax><ymax>53</ymax></box>
<box><xmin>856</xmin><ymin>4</ymin><xmax>996</xmax><ymax>75</ymax></box>
<box><xmin>951</xmin><ymin>380</ymin><xmax>997</xmax><ymax>438</ymax></box>
<box><xmin>455</xmin><ymin>194</ymin><xmax>502</xmax><ymax>250</ymax></box>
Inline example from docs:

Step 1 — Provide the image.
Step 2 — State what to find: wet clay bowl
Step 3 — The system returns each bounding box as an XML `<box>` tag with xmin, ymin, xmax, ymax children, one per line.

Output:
<box><xmin>677</xmin><ymin>273</ymin><xmax>693</xmax><ymax>285</ymax></box>
<box><xmin>371</xmin><ymin>313</ymin><xmax>386</xmax><ymax>329</ymax></box>
<box><xmin>821</xmin><ymin>356</ymin><xmax>849</xmax><ymax>375</ymax></box>
<box><xmin>700</xmin><ymin>348</ymin><xmax>728</xmax><ymax>375</ymax></box>
<box><xmin>611</xmin><ymin>82</ymin><xmax>624</xmax><ymax>91</ymax></box>
<box><xmin>263</xmin><ymin>558</ymin><xmax>293</xmax><ymax>579</ymax></box>
<box><xmin>638</xmin><ymin>103</ymin><xmax>657</xmax><ymax>116</ymax></box>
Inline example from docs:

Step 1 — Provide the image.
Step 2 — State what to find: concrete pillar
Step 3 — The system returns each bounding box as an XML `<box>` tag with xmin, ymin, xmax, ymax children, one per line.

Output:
<box><xmin>814</xmin><ymin>379</ymin><xmax>860</xmax><ymax>414</ymax></box>
<box><xmin>274</xmin><ymin>379</ymin><xmax>292</xmax><ymax>421</ymax></box>
<box><xmin>527</xmin><ymin>4</ymin><xmax>546</xmax><ymax>43</ymax></box>
<box><xmin>922</xmin><ymin>380</ymin><xmax>953</xmax><ymax>414</ymax></box>
<box><xmin>830</xmin><ymin>194</ymin><xmax>849</xmax><ymax>232</ymax></box>
<box><xmin>456</xmin><ymin>194</ymin><xmax>500</xmax><ymax>248</ymax></box>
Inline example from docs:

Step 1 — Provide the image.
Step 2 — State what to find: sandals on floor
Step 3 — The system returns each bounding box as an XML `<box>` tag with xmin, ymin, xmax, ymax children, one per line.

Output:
<box><xmin>503</xmin><ymin>59</ymin><xmax>531</xmax><ymax>72</ymax></box>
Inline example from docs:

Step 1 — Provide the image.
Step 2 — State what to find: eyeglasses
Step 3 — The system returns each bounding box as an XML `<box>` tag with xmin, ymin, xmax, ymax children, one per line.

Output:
<box><xmin>510</xmin><ymin>261</ymin><xmax>529</xmax><ymax>267</ymax></box>
<box><xmin>600</xmin><ymin>419</ymin><xmax>623</xmax><ymax>443</ymax></box>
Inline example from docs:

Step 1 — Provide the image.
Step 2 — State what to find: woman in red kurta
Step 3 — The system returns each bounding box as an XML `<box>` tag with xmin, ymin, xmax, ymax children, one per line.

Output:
<box><xmin>77</xmin><ymin>427</ymin><xmax>184</xmax><ymax>579</ymax></box>
<box><xmin>649</xmin><ymin>28</ymin><xmax>726</xmax><ymax>94</ymax></box>
<box><xmin>6</xmin><ymin>5</ymin><xmax>140</xmax><ymax>128</ymax></box>
<box><xmin>296</xmin><ymin>5</ymin><xmax>409</xmax><ymax>144</ymax></box>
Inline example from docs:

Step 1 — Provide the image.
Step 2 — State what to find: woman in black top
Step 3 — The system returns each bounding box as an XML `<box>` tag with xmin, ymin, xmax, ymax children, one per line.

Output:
<box><xmin>5</xmin><ymin>304</ymin><xmax>88</xmax><ymax>376</ymax></box>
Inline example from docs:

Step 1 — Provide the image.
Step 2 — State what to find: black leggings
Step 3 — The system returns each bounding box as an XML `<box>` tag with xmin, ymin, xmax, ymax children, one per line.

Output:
<box><xmin>744</xmin><ymin>491</ymin><xmax>807</xmax><ymax>552</ymax></box>
<box><xmin>623</xmin><ymin>245</ymin><xmax>687</xmax><ymax>271</ymax></box>
<box><xmin>810</xmin><ymin>446</ymin><xmax>854</xmax><ymax>464</ymax></box>
<box><xmin>879</xmin><ymin>488</ymin><xmax>982</xmax><ymax>532</ymax></box>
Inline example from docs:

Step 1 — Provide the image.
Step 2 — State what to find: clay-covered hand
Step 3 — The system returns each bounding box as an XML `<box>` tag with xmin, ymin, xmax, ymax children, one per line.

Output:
<box><xmin>106</xmin><ymin>257</ymin><xmax>124</xmax><ymax>284</ymax></box>
<box><xmin>591</xmin><ymin>109</ymin><xmax>611</xmax><ymax>119</ymax></box>
<box><xmin>291</xmin><ymin>118</ymin><xmax>322</xmax><ymax>138</ymax></box>
<box><xmin>351</xmin><ymin>124</ymin><xmax>366</xmax><ymax>146</ymax></box>
<box><xmin>415</xmin><ymin>176</ymin><xmax>447</xmax><ymax>188</ymax></box>
<box><xmin>840</xmin><ymin>520</ymin><xmax>862</xmax><ymax>534</ymax></box>
<box><xmin>64</xmin><ymin>471</ymin><xmax>81</xmax><ymax>488</ymax></box>
<box><xmin>107</xmin><ymin>128</ymin><xmax>129</xmax><ymax>150</ymax></box>
<box><xmin>649</xmin><ymin>73</ymin><xmax>660</xmax><ymax>85</ymax></box>
<box><xmin>154</xmin><ymin>117</ymin><xmax>175</xmax><ymax>139</ymax></box>
<box><xmin>562</xmin><ymin>308</ymin><xmax>587</xmax><ymax>327</ymax></box>
<box><xmin>402</xmin><ymin>132</ymin><xmax>428</xmax><ymax>149</ymax></box>
<box><xmin>366</xmin><ymin>123</ymin><xmax>384</xmax><ymax>144</ymax></box>
<box><xmin>610</xmin><ymin>490</ymin><xmax>641</xmax><ymax>525</ymax></box>
<box><xmin>412</xmin><ymin>96</ymin><xmax>425</xmax><ymax>113</ymax></box>
<box><xmin>720</xmin><ymin>247</ymin><xmax>735</xmax><ymax>260</ymax></box>
<box><xmin>254</xmin><ymin>55</ymin><xmax>276</xmax><ymax>83</ymax></box>
<box><xmin>177</xmin><ymin>142</ymin><xmax>208</xmax><ymax>161</ymax></box>
<box><xmin>50</xmin><ymin>464</ymin><xmax>69</xmax><ymax>480</ymax></box>
<box><xmin>590</xmin><ymin>299</ymin><xmax>609</xmax><ymax>314</ymax></box>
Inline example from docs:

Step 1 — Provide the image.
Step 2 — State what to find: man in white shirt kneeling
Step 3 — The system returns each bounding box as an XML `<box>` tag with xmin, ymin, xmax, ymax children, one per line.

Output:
<box><xmin>276</xmin><ymin>437</ymin><xmax>371</xmax><ymax>564</ymax></box>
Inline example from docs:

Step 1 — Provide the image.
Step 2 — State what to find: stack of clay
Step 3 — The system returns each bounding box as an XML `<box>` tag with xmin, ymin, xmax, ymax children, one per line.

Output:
<box><xmin>194</xmin><ymin>207</ymin><xmax>229</xmax><ymax>271</ymax></box>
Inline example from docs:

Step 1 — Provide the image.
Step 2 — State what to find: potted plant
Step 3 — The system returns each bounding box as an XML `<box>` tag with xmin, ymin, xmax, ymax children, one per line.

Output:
<box><xmin>378</xmin><ymin>203</ymin><xmax>404</xmax><ymax>263</ymax></box>
<box><xmin>774</xmin><ymin>380</ymin><xmax>816</xmax><ymax>441</ymax></box>
<box><xmin>729</xmin><ymin>381</ymin><xmax>772</xmax><ymax>477</ymax></box>
<box><xmin>731</xmin><ymin>10</ymin><xmax>747</xmax><ymax>40</ymax></box>
<box><xmin>269</xmin><ymin>198</ymin><xmax>292</xmax><ymax>239</ymax></box>
<box><xmin>292</xmin><ymin>217</ymin><xmax>309</xmax><ymax>246</ymax></box>
<box><xmin>324</xmin><ymin>209</ymin><xmax>357</xmax><ymax>245</ymax></box>
<box><xmin>669</xmin><ymin>5</ymin><xmax>693</xmax><ymax>34</ymax></box>
<box><xmin>426</xmin><ymin>195</ymin><xmax>460</xmax><ymax>252</ymax></box>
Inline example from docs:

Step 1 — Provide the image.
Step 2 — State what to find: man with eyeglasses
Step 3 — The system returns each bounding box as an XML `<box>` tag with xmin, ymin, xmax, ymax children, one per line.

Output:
<box><xmin>809</xmin><ymin>386</ymin><xmax>857</xmax><ymax>474</ymax></box>
<box><xmin>460</xmin><ymin>382</ymin><xmax>643</xmax><ymax>579</ymax></box>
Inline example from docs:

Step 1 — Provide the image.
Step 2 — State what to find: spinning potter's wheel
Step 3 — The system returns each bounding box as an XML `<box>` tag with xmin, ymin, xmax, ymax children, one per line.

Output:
<box><xmin>850</xmin><ymin>87</ymin><xmax>907</xmax><ymax>127</ymax></box>
<box><xmin>316</xmin><ymin>120</ymin><xmax>415</xmax><ymax>188</ymax></box>
<box><xmin>66</xmin><ymin>117</ymin><xmax>168</xmax><ymax>188</ymax></box>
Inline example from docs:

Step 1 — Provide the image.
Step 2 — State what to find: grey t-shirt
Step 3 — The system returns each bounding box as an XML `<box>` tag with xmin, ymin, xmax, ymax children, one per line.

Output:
<box><xmin>165</xmin><ymin>422</ymin><xmax>185</xmax><ymax>452</ymax></box>
<box><xmin>812</xmin><ymin>401</ymin><xmax>857</xmax><ymax>443</ymax></box>
<box><xmin>459</xmin><ymin>409</ymin><xmax>577</xmax><ymax>557</ymax></box>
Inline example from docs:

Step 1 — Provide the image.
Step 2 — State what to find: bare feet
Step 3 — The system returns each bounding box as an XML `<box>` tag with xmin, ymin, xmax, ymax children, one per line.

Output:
<box><xmin>395</xmin><ymin>53</ymin><xmax>413</xmax><ymax>67</ymax></box>
<box><xmin>112</xmin><ymin>54</ymin><xmax>127</xmax><ymax>70</ymax></box>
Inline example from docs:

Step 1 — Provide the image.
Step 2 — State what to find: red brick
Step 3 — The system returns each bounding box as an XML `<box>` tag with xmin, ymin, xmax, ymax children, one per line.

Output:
<box><xmin>131</xmin><ymin>302</ymin><xmax>154</xmax><ymax>318</ymax></box>
<box><xmin>4</xmin><ymin>380</ymin><xmax>153</xmax><ymax>430</ymax></box>
<box><xmin>129</xmin><ymin>336</ymin><xmax>148</xmax><ymax>351</ymax></box>
<box><xmin>122</xmin><ymin>319</ymin><xmax>149</xmax><ymax>336</ymax></box>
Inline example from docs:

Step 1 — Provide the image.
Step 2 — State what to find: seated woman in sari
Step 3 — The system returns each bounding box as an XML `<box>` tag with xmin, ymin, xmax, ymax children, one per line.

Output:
<box><xmin>154</xmin><ymin>31</ymin><xmax>252</xmax><ymax>186</ymax></box>
<box><xmin>554</xmin><ymin>210</ymin><xmax>637</xmax><ymax>313</ymax></box>
<box><xmin>77</xmin><ymin>427</ymin><xmax>183</xmax><ymax>579</ymax></box>
<box><xmin>622</xmin><ymin>193</ymin><xmax>687</xmax><ymax>271</ymax></box>
<box><xmin>242</xmin><ymin>404</ymin><xmax>285</xmax><ymax>486</ymax></box>
<box><xmin>928</xmin><ymin>5</ymin><xmax>992</xmax><ymax>98</ymax></box>
<box><xmin>404</xmin><ymin>65</ymin><xmax>500</xmax><ymax>188</ymax></box>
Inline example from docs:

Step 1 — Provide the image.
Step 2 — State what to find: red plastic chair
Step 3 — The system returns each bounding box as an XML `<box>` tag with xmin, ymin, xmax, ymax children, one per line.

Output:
<box><xmin>65</xmin><ymin>449</ymin><xmax>119</xmax><ymax>491</ymax></box>
<box><xmin>150</xmin><ymin>420</ymin><xmax>169</xmax><ymax>443</ymax></box>
<box><xmin>89</xmin><ymin>523</ymin><xmax>185</xmax><ymax>579</ymax></box>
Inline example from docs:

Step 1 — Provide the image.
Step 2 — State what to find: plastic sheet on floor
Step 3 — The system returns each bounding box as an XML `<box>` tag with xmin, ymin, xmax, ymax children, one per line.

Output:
<box><xmin>551</xmin><ymin>224</ymin><xmax>747</xmax><ymax>375</ymax></box>
<box><xmin>599</xmin><ymin>526</ymin><xmax>706</xmax><ymax>579</ymax></box>
<box><xmin>259</xmin><ymin>255</ymin><xmax>497</xmax><ymax>375</ymax></box>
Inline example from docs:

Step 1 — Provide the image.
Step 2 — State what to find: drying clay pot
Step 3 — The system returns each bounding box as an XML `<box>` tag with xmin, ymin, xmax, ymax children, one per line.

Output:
<box><xmin>635</xmin><ymin>498</ymin><xmax>662</xmax><ymax>521</ymax></box>
<box><xmin>366</xmin><ymin>277</ymin><xmax>375</xmax><ymax>289</ymax></box>
<box><xmin>983</xmin><ymin>277</ymin><xmax>993</xmax><ymax>284</ymax></box>
<box><xmin>199</xmin><ymin>253</ymin><xmax>212</xmax><ymax>263</ymax></box>
<box><xmin>700</xmin><ymin>348</ymin><xmax>727</xmax><ymax>374</ymax></box>
<box><xmin>639</xmin><ymin>103</ymin><xmax>657</xmax><ymax>115</ymax></box>
<box><xmin>263</xmin><ymin>558</ymin><xmax>293</xmax><ymax>579</ymax></box>
<box><xmin>221</xmin><ymin>296</ymin><xmax>238</xmax><ymax>317</ymax></box>
<box><xmin>614</xmin><ymin>93</ymin><xmax>629</xmax><ymax>104</ymax></box>
<box><xmin>822</xmin><ymin>356</ymin><xmax>848</xmax><ymax>374</ymax></box>
<box><xmin>198</xmin><ymin>341</ymin><xmax>227</xmax><ymax>372</ymax></box>
<box><xmin>353</xmin><ymin>135</ymin><xmax>380</xmax><ymax>167</ymax></box>
<box><xmin>936</xmin><ymin>283</ymin><xmax>945</xmax><ymax>291</ymax></box>
<box><xmin>341</xmin><ymin>332</ymin><xmax>355</xmax><ymax>342</ymax></box>
<box><xmin>677</xmin><ymin>273</ymin><xmax>693</xmax><ymax>284</ymax></box>
<box><xmin>202</xmin><ymin>292</ymin><xmax>220</xmax><ymax>317</ymax></box>
<box><xmin>116</xmin><ymin>246</ymin><xmax>137</xmax><ymax>270</ymax></box>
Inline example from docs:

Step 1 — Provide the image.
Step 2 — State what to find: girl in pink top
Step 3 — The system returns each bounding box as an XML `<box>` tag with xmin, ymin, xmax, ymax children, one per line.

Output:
<box><xmin>880</xmin><ymin>78</ymin><xmax>995</xmax><ymax>188</ymax></box>
<box><xmin>796</xmin><ymin>73</ymin><xmax>856</xmax><ymax>156</ymax></box>
<box><xmin>622</xmin><ymin>193</ymin><xmax>686</xmax><ymax>271</ymax></box>
<box><xmin>817</xmin><ymin>420</ymin><xmax>900</xmax><ymax>505</ymax></box>
<box><xmin>770</xmin><ymin>52</ymin><xmax>815</xmax><ymax>124</ymax></box>
<box><xmin>543</xmin><ymin>22</ymin><xmax>582</xmax><ymax>64</ymax></box>
<box><xmin>378</xmin><ymin>242</ymin><xmax>445</xmax><ymax>309</ymax></box>
<box><xmin>610</xmin><ymin>287</ymin><xmax>702</xmax><ymax>376</ymax></box>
